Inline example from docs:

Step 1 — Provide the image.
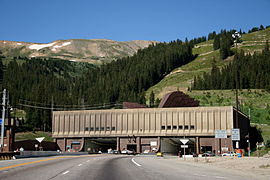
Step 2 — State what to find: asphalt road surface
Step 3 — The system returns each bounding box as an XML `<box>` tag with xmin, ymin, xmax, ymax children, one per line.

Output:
<box><xmin>0</xmin><ymin>154</ymin><xmax>263</xmax><ymax>180</ymax></box>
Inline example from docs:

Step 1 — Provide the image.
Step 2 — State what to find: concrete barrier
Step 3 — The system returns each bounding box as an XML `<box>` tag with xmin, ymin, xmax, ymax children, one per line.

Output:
<box><xmin>0</xmin><ymin>152</ymin><xmax>20</xmax><ymax>160</ymax></box>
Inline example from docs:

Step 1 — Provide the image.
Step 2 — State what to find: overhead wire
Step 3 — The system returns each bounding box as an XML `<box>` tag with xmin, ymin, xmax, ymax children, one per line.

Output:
<box><xmin>18</xmin><ymin>103</ymin><xmax>123</xmax><ymax>111</ymax></box>
<box><xmin>18</xmin><ymin>99</ymin><xmax>122</xmax><ymax>108</ymax></box>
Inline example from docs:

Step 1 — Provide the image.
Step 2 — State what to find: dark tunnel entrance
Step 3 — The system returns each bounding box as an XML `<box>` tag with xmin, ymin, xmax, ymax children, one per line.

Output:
<box><xmin>84</xmin><ymin>138</ymin><xmax>117</xmax><ymax>153</ymax></box>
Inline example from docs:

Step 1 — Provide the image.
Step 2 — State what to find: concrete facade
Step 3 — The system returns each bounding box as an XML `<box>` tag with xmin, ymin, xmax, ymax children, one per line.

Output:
<box><xmin>52</xmin><ymin>106</ymin><xmax>249</xmax><ymax>154</ymax></box>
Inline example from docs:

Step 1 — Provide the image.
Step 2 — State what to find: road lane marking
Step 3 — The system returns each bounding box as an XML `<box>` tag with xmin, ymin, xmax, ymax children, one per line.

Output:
<box><xmin>0</xmin><ymin>154</ymin><xmax>101</xmax><ymax>171</ymax></box>
<box><xmin>215</xmin><ymin>176</ymin><xmax>226</xmax><ymax>179</ymax></box>
<box><xmin>62</xmin><ymin>171</ymin><xmax>70</xmax><ymax>175</ymax></box>
<box><xmin>131</xmin><ymin>158</ymin><xmax>141</xmax><ymax>167</ymax></box>
<box><xmin>86</xmin><ymin>160</ymin><xmax>90</xmax><ymax>162</ymax></box>
<box><xmin>78</xmin><ymin>164</ymin><xmax>82</xmax><ymax>166</ymax></box>
<box><xmin>0</xmin><ymin>157</ymin><xmax>62</xmax><ymax>171</ymax></box>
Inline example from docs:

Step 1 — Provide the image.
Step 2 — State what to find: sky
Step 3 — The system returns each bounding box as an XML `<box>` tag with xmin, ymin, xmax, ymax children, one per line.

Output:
<box><xmin>0</xmin><ymin>0</ymin><xmax>269</xmax><ymax>43</ymax></box>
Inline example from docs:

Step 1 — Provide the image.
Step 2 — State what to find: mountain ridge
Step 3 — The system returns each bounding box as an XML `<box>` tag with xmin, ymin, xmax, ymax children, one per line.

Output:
<box><xmin>0</xmin><ymin>39</ymin><xmax>158</xmax><ymax>64</ymax></box>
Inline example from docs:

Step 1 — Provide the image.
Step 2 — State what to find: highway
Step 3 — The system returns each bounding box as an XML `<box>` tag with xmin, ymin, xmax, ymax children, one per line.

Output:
<box><xmin>0</xmin><ymin>154</ymin><xmax>262</xmax><ymax>180</ymax></box>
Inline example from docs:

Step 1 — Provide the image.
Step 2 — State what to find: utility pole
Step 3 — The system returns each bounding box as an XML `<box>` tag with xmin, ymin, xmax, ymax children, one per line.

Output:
<box><xmin>232</xmin><ymin>31</ymin><xmax>241</xmax><ymax>150</ymax></box>
<box><xmin>248</xmin><ymin>108</ymin><xmax>251</xmax><ymax>157</ymax></box>
<box><xmin>51</xmin><ymin>96</ymin><xmax>54</xmax><ymax>132</ymax></box>
<box><xmin>0</xmin><ymin>89</ymin><xmax>6</xmax><ymax>152</ymax></box>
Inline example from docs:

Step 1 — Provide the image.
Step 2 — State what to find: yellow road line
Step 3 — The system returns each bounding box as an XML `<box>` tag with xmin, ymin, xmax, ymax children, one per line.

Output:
<box><xmin>0</xmin><ymin>154</ymin><xmax>100</xmax><ymax>171</ymax></box>
<box><xmin>0</xmin><ymin>157</ymin><xmax>63</xmax><ymax>171</ymax></box>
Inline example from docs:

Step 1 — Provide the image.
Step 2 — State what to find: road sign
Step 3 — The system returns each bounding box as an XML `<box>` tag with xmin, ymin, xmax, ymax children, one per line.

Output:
<box><xmin>0</xmin><ymin>119</ymin><xmax>2</xmax><ymax>125</ymax></box>
<box><xmin>35</xmin><ymin>137</ymin><xmax>45</xmax><ymax>143</ymax></box>
<box><xmin>215</xmin><ymin>130</ymin><xmax>227</xmax><ymax>138</ymax></box>
<box><xmin>231</xmin><ymin>128</ymin><xmax>240</xmax><ymax>141</ymax></box>
<box><xmin>179</xmin><ymin>138</ymin><xmax>189</xmax><ymax>145</ymax></box>
<box><xmin>181</xmin><ymin>145</ymin><xmax>188</xmax><ymax>148</ymax></box>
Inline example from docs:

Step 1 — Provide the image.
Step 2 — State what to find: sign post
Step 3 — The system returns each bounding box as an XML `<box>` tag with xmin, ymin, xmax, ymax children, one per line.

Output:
<box><xmin>180</xmin><ymin>138</ymin><xmax>189</xmax><ymax>160</ymax></box>
<box><xmin>215</xmin><ymin>130</ymin><xmax>227</xmax><ymax>155</ymax></box>
<box><xmin>35</xmin><ymin>137</ymin><xmax>45</xmax><ymax>151</ymax></box>
<box><xmin>0</xmin><ymin>89</ymin><xmax>6</xmax><ymax>152</ymax></box>
<box><xmin>231</xmin><ymin>128</ymin><xmax>240</xmax><ymax>152</ymax></box>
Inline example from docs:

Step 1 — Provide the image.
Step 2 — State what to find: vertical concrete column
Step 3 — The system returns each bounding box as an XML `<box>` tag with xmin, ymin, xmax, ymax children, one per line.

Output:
<box><xmin>116</xmin><ymin>137</ymin><xmax>120</xmax><ymax>152</ymax></box>
<box><xmin>79</xmin><ymin>137</ymin><xmax>85</xmax><ymax>152</ymax></box>
<box><xmin>136</xmin><ymin>137</ymin><xmax>141</xmax><ymax>153</ymax></box>
<box><xmin>196</xmin><ymin>137</ymin><xmax>200</xmax><ymax>154</ymax></box>
<box><xmin>157</xmin><ymin>136</ymin><xmax>161</xmax><ymax>152</ymax></box>
<box><xmin>64</xmin><ymin>138</ymin><xmax>66</xmax><ymax>151</ymax></box>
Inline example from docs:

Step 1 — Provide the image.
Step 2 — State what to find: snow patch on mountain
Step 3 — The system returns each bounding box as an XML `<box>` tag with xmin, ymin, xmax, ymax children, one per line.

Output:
<box><xmin>52</xmin><ymin>42</ymin><xmax>71</xmax><ymax>51</ymax></box>
<box><xmin>28</xmin><ymin>42</ymin><xmax>56</xmax><ymax>50</ymax></box>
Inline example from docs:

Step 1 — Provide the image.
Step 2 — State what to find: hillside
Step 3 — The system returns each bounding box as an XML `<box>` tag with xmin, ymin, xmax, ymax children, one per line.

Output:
<box><xmin>0</xmin><ymin>39</ymin><xmax>157</xmax><ymax>64</ymax></box>
<box><xmin>145</xmin><ymin>27</ymin><xmax>270</xmax><ymax>142</ymax></box>
<box><xmin>146</xmin><ymin>27</ymin><xmax>270</xmax><ymax>99</ymax></box>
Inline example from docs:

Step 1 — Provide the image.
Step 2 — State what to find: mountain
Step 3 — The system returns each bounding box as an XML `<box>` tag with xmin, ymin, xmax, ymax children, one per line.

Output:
<box><xmin>0</xmin><ymin>39</ymin><xmax>157</xmax><ymax>64</ymax></box>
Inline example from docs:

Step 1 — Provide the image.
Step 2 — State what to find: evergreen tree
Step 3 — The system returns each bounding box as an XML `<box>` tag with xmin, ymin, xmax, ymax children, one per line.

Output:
<box><xmin>213</xmin><ymin>35</ymin><xmax>220</xmax><ymax>50</ymax></box>
<box><xmin>149</xmin><ymin>90</ymin><xmax>155</xmax><ymax>107</ymax></box>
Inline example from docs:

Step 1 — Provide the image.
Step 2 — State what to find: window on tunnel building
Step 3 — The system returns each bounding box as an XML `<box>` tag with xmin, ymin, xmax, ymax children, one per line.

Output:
<box><xmin>106</xmin><ymin>127</ymin><xmax>110</xmax><ymax>131</ymax></box>
<box><xmin>161</xmin><ymin>126</ymin><xmax>165</xmax><ymax>130</ymax></box>
<box><xmin>167</xmin><ymin>125</ymin><xmax>171</xmax><ymax>130</ymax></box>
<box><xmin>179</xmin><ymin>125</ymin><xmax>183</xmax><ymax>129</ymax></box>
<box><xmin>90</xmin><ymin>127</ymin><xmax>94</xmax><ymax>131</ymax></box>
<box><xmin>173</xmin><ymin>125</ymin><xmax>177</xmax><ymax>130</ymax></box>
<box><xmin>111</xmin><ymin>127</ymin><xmax>116</xmax><ymax>131</ymax></box>
<box><xmin>101</xmin><ymin>127</ymin><xmax>105</xmax><ymax>131</ymax></box>
<box><xmin>85</xmin><ymin>127</ymin><xmax>89</xmax><ymax>131</ymax></box>
<box><xmin>184</xmin><ymin>125</ymin><xmax>189</xmax><ymax>130</ymax></box>
<box><xmin>190</xmin><ymin>125</ymin><xmax>195</xmax><ymax>130</ymax></box>
<box><xmin>96</xmin><ymin>127</ymin><xmax>99</xmax><ymax>131</ymax></box>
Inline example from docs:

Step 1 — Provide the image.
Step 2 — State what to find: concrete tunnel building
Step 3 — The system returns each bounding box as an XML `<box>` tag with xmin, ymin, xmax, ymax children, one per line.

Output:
<box><xmin>52</xmin><ymin>92</ymin><xmax>250</xmax><ymax>155</ymax></box>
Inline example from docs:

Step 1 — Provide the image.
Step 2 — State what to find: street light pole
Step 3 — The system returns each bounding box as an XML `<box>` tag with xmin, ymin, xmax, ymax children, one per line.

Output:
<box><xmin>0</xmin><ymin>89</ymin><xmax>6</xmax><ymax>152</ymax></box>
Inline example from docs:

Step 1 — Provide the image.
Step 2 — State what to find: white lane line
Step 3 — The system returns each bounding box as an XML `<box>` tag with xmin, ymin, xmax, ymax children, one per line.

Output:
<box><xmin>62</xmin><ymin>171</ymin><xmax>70</xmax><ymax>175</ymax></box>
<box><xmin>215</xmin><ymin>176</ymin><xmax>226</xmax><ymax>179</ymax></box>
<box><xmin>131</xmin><ymin>158</ymin><xmax>141</xmax><ymax>167</ymax></box>
<box><xmin>86</xmin><ymin>160</ymin><xmax>90</xmax><ymax>162</ymax></box>
<box><xmin>78</xmin><ymin>164</ymin><xmax>82</xmax><ymax>166</ymax></box>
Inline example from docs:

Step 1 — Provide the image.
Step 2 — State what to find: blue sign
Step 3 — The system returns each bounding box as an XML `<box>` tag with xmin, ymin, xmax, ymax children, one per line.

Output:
<box><xmin>0</xmin><ymin>119</ymin><xmax>2</xmax><ymax>125</ymax></box>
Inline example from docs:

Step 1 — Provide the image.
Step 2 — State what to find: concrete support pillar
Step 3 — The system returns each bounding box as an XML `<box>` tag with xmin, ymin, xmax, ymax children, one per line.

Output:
<box><xmin>116</xmin><ymin>137</ymin><xmax>120</xmax><ymax>152</ymax></box>
<box><xmin>79</xmin><ymin>137</ymin><xmax>85</xmax><ymax>152</ymax></box>
<box><xmin>136</xmin><ymin>137</ymin><xmax>141</xmax><ymax>153</ymax></box>
<box><xmin>64</xmin><ymin>138</ymin><xmax>66</xmax><ymax>151</ymax></box>
<box><xmin>196</xmin><ymin>137</ymin><xmax>200</xmax><ymax>154</ymax></box>
<box><xmin>157</xmin><ymin>136</ymin><xmax>161</xmax><ymax>152</ymax></box>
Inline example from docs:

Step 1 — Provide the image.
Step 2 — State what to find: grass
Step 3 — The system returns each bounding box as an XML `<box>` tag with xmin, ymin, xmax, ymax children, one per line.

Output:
<box><xmin>15</xmin><ymin>131</ymin><xmax>53</xmax><ymax>142</ymax></box>
<box><xmin>186</xmin><ymin>89</ymin><xmax>270</xmax><ymax>124</ymax></box>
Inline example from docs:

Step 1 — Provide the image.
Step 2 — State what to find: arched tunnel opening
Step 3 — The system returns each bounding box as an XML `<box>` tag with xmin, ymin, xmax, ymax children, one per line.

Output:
<box><xmin>160</xmin><ymin>137</ymin><xmax>196</xmax><ymax>155</ymax></box>
<box><xmin>84</xmin><ymin>138</ymin><xmax>117</xmax><ymax>153</ymax></box>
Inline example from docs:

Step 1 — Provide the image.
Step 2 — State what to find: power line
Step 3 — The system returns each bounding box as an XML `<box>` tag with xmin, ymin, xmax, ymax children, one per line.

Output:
<box><xmin>18</xmin><ymin>99</ymin><xmax>119</xmax><ymax>107</ymax></box>
<box><xmin>18</xmin><ymin>103</ymin><xmax>122</xmax><ymax>111</ymax></box>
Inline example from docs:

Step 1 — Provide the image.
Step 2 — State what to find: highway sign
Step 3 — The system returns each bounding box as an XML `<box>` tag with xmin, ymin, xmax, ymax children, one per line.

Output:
<box><xmin>35</xmin><ymin>137</ymin><xmax>45</xmax><ymax>143</ymax></box>
<box><xmin>215</xmin><ymin>130</ymin><xmax>227</xmax><ymax>138</ymax></box>
<box><xmin>231</xmin><ymin>128</ymin><xmax>240</xmax><ymax>141</ymax></box>
<box><xmin>179</xmin><ymin>138</ymin><xmax>189</xmax><ymax>144</ymax></box>
<box><xmin>0</xmin><ymin>119</ymin><xmax>2</xmax><ymax>125</ymax></box>
<box><xmin>181</xmin><ymin>145</ymin><xmax>188</xmax><ymax>148</ymax></box>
